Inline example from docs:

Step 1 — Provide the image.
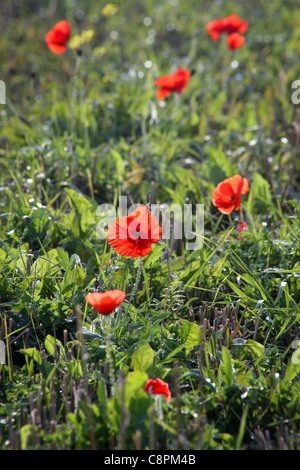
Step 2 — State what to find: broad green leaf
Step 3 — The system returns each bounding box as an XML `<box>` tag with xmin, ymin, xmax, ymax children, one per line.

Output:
<box><xmin>131</xmin><ymin>341</ymin><xmax>156</xmax><ymax>375</ymax></box>
<box><xmin>165</xmin><ymin>344</ymin><xmax>186</xmax><ymax>361</ymax></box>
<box><xmin>20</xmin><ymin>347</ymin><xmax>54</xmax><ymax>377</ymax></box>
<box><xmin>20</xmin><ymin>347</ymin><xmax>42</xmax><ymax>365</ymax></box>
<box><xmin>221</xmin><ymin>346</ymin><xmax>234</xmax><ymax>387</ymax></box>
<box><xmin>109</xmin><ymin>149</ymin><xmax>125</xmax><ymax>182</ymax></box>
<box><xmin>44</xmin><ymin>334</ymin><xmax>66</xmax><ymax>362</ymax></box>
<box><xmin>64</xmin><ymin>188</ymin><xmax>97</xmax><ymax>235</ymax></box>
<box><xmin>204</xmin><ymin>145</ymin><xmax>233</xmax><ymax>179</ymax></box>
<box><xmin>283</xmin><ymin>356</ymin><xmax>300</xmax><ymax>384</ymax></box>
<box><xmin>56</xmin><ymin>247</ymin><xmax>69</xmax><ymax>271</ymax></box>
<box><xmin>245</xmin><ymin>339</ymin><xmax>265</xmax><ymax>359</ymax></box>
<box><xmin>20</xmin><ymin>425</ymin><xmax>36</xmax><ymax>450</ymax></box>
<box><xmin>26</xmin><ymin>208</ymin><xmax>49</xmax><ymax>240</ymax></box>
<box><xmin>247</xmin><ymin>172</ymin><xmax>272</xmax><ymax>213</ymax></box>
<box><xmin>180</xmin><ymin>319</ymin><xmax>202</xmax><ymax>356</ymax></box>
<box><xmin>120</xmin><ymin>370</ymin><xmax>148</xmax><ymax>408</ymax></box>
<box><xmin>32</xmin><ymin>248</ymin><xmax>61</xmax><ymax>278</ymax></box>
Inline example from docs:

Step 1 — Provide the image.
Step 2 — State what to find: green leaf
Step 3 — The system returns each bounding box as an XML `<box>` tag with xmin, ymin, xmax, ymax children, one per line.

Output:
<box><xmin>247</xmin><ymin>172</ymin><xmax>272</xmax><ymax>213</ymax></box>
<box><xmin>20</xmin><ymin>347</ymin><xmax>42</xmax><ymax>365</ymax></box>
<box><xmin>204</xmin><ymin>145</ymin><xmax>233</xmax><ymax>179</ymax></box>
<box><xmin>221</xmin><ymin>346</ymin><xmax>234</xmax><ymax>387</ymax></box>
<box><xmin>56</xmin><ymin>247</ymin><xmax>70</xmax><ymax>271</ymax></box>
<box><xmin>44</xmin><ymin>334</ymin><xmax>67</xmax><ymax>362</ymax></box>
<box><xmin>180</xmin><ymin>319</ymin><xmax>202</xmax><ymax>356</ymax></box>
<box><xmin>225</xmin><ymin>244</ymin><xmax>274</xmax><ymax>304</ymax></box>
<box><xmin>165</xmin><ymin>344</ymin><xmax>186</xmax><ymax>361</ymax></box>
<box><xmin>64</xmin><ymin>188</ymin><xmax>97</xmax><ymax>235</ymax></box>
<box><xmin>227</xmin><ymin>280</ymin><xmax>249</xmax><ymax>299</ymax></box>
<box><xmin>20</xmin><ymin>425</ymin><xmax>36</xmax><ymax>450</ymax></box>
<box><xmin>27</xmin><ymin>208</ymin><xmax>49</xmax><ymax>240</ymax></box>
<box><xmin>19</xmin><ymin>346</ymin><xmax>54</xmax><ymax>378</ymax></box>
<box><xmin>131</xmin><ymin>341</ymin><xmax>156</xmax><ymax>376</ymax></box>
<box><xmin>109</xmin><ymin>149</ymin><xmax>125</xmax><ymax>182</ymax></box>
<box><xmin>121</xmin><ymin>370</ymin><xmax>148</xmax><ymax>408</ymax></box>
<box><xmin>283</xmin><ymin>356</ymin><xmax>300</xmax><ymax>384</ymax></box>
<box><xmin>245</xmin><ymin>339</ymin><xmax>265</xmax><ymax>359</ymax></box>
<box><xmin>235</xmin><ymin>403</ymin><xmax>249</xmax><ymax>450</ymax></box>
<box><xmin>32</xmin><ymin>248</ymin><xmax>61</xmax><ymax>278</ymax></box>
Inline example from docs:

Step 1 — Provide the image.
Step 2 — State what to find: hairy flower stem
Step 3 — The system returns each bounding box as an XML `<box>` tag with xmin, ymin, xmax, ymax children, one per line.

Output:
<box><xmin>125</xmin><ymin>258</ymin><xmax>143</xmax><ymax>314</ymax></box>
<box><xmin>239</xmin><ymin>207</ymin><xmax>244</xmax><ymax>222</ymax></box>
<box><xmin>70</xmin><ymin>54</ymin><xmax>81</xmax><ymax>140</ymax></box>
<box><xmin>105</xmin><ymin>315</ymin><xmax>115</xmax><ymax>396</ymax></box>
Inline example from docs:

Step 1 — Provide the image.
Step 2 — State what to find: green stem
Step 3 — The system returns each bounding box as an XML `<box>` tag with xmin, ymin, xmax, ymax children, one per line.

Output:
<box><xmin>125</xmin><ymin>257</ymin><xmax>143</xmax><ymax>314</ymax></box>
<box><xmin>4</xmin><ymin>316</ymin><xmax>13</xmax><ymax>382</ymax></box>
<box><xmin>239</xmin><ymin>207</ymin><xmax>244</xmax><ymax>222</ymax></box>
<box><xmin>70</xmin><ymin>53</ymin><xmax>81</xmax><ymax>141</ymax></box>
<box><xmin>105</xmin><ymin>315</ymin><xmax>115</xmax><ymax>396</ymax></box>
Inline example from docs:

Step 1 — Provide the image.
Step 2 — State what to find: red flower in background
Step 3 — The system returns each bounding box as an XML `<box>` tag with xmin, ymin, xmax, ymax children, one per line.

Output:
<box><xmin>206</xmin><ymin>19</ymin><xmax>226</xmax><ymax>41</ymax></box>
<box><xmin>238</xmin><ymin>222</ymin><xmax>247</xmax><ymax>233</ymax></box>
<box><xmin>227</xmin><ymin>32</ymin><xmax>246</xmax><ymax>50</ymax></box>
<box><xmin>212</xmin><ymin>175</ymin><xmax>249</xmax><ymax>214</ymax></box>
<box><xmin>155</xmin><ymin>68</ymin><xmax>191</xmax><ymax>100</ymax></box>
<box><xmin>85</xmin><ymin>290</ymin><xmax>125</xmax><ymax>315</ymax></box>
<box><xmin>207</xmin><ymin>14</ymin><xmax>247</xmax><ymax>49</ymax></box>
<box><xmin>238</xmin><ymin>221</ymin><xmax>247</xmax><ymax>240</ymax></box>
<box><xmin>45</xmin><ymin>20</ymin><xmax>71</xmax><ymax>54</ymax></box>
<box><xmin>220</xmin><ymin>14</ymin><xmax>248</xmax><ymax>35</ymax></box>
<box><xmin>107</xmin><ymin>205</ymin><xmax>162</xmax><ymax>258</ymax></box>
<box><xmin>144</xmin><ymin>378</ymin><xmax>171</xmax><ymax>403</ymax></box>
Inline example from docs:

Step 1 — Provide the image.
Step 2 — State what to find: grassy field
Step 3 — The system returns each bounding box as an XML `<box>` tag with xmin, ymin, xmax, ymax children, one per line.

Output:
<box><xmin>0</xmin><ymin>0</ymin><xmax>300</xmax><ymax>450</ymax></box>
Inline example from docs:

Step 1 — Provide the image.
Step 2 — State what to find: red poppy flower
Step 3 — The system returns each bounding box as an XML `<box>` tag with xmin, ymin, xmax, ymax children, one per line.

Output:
<box><xmin>144</xmin><ymin>378</ymin><xmax>171</xmax><ymax>404</ymax></box>
<box><xmin>45</xmin><ymin>20</ymin><xmax>71</xmax><ymax>55</ymax></box>
<box><xmin>107</xmin><ymin>205</ymin><xmax>162</xmax><ymax>258</ymax></box>
<box><xmin>155</xmin><ymin>68</ymin><xmax>191</xmax><ymax>100</ymax></box>
<box><xmin>85</xmin><ymin>290</ymin><xmax>125</xmax><ymax>315</ymax></box>
<box><xmin>207</xmin><ymin>14</ymin><xmax>247</xmax><ymax>49</ymax></box>
<box><xmin>212</xmin><ymin>175</ymin><xmax>249</xmax><ymax>214</ymax></box>
<box><xmin>221</xmin><ymin>15</ymin><xmax>248</xmax><ymax>35</ymax></box>
<box><xmin>238</xmin><ymin>222</ymin><xmax>247</xmax><ymax>233</ymax></box>
<box><xmin>238</xmin><ymin>221</ymin><xmax>247</xmax><ymax>240</ymax></box>
<box><xmin>206</xmin><ymin>19</ymin><xmax>226</xmax><ymax>41</ymax></box>
<box><xmin>227</xmin><ymin>33</ymin><xmax>246</xmax><ymax>50</ymax></box>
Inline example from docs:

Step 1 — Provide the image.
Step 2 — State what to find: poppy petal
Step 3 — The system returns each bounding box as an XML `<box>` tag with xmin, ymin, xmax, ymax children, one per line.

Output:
<box><xmin>215</xmin><ymin>204</ymin><xmax>236</xmax><ymax>214</ymax></box>
<box><xmin>241</xmin><ymin>178</ymin><xmax>249</xmax><ymax>195</ymax></box>
<box><xmin>107</xmin><ymin>205</ymin><xmax>162</xmax><ymax>258</ymax></box>
<box><xmin>85</xmin><ymin>290</ymin><xmax>125</xmax><ymax>315</ymax></box>
<box><xmin>227</xmin><ymin>33</ymin><xmax>245</xmax><ymax>50</ymax></box>
<box><xmin>155</xmin><ymin>74</ymin><xmax>178</xmax><ymax>88</ymax></box>
<box><xmin>45</xmin><ymin>41</ymin><xmax>67</xmax><ymax>54</ymax></box>
<box><xmin>227</xmin><ymin>175</ymin><xmax>244</xmax><ymax>194</ymax></box>
<box><xmin>206</xmin><ymin>19</ymin><xmax>224</xmax><ymax>40</ymax></box>
<box><xmin>238</xmin><ymin>20</ymin><xmax>248</xmax><ymax>34</ymax></box>
<box><xmin>54</xmin><ymin>20</ymin><xmax>71</xmax><ymax>38</ymax></box>
<box><xmin>156</xmin><ymin>88</ymin><xmax>173</xmax><ymax>100</ymax></box>
<box><xmin>207</xmin><ymin>15</ymin><xmax>247</xmax><ymax>42</ymax></box>
<box><xmin>144</xmin><ymin>378</ymin><xmax>171</xmax><ymax>403</ymax></box>
<box><xmin>155</xmin><ymin>68</ymin><xmax>190</xmax><ymax>99</ymax></box>
<box><xmin>148</xmin><ymin>214</ymin><xmax>163</xmax><ymax>243</ymax></box>
<box><xmin>212</xmin><ymin>175</ymin><xmax>249</xmax><ymax>214</ymax></box>
<box><xmin>45</xmin><ymin>20</ymin><xmax>71</xmax><ymax>54</ymax></box>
